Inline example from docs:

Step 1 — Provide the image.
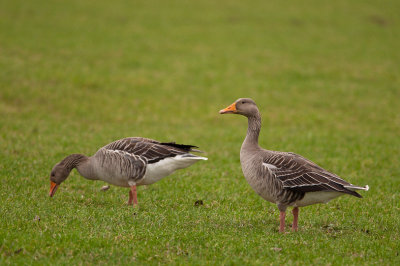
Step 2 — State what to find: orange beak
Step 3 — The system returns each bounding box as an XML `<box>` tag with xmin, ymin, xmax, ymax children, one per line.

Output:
<box><xmin>219</xmin><ymin>102</ymin><xmax>237</xmax><ymax>114</ymax></box>
<box><xmin>49</xmin><ymin>181</ymin><xmax>59</xmax><ymax>197</ymax></box>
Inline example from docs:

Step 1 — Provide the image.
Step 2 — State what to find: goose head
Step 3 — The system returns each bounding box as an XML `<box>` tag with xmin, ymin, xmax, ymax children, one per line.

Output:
<box><xmin>219</xmin><ymin>98</ymin><xmax>259</xmax><ymax>117</ymax></box>
<box><xmin>49</xmin><ymin>163</ymin><xmax>70</xmax><ymax>197</ymax></box>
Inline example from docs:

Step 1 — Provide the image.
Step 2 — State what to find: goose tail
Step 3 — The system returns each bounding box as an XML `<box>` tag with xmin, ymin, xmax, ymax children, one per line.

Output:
<box><xmin>344</xmin><ymin>184</ymin><xmax>369</xmax><ymax>191</ymax></box>
<box><xmin>181</xmin><ymin>154</ymin><xmax>208</xmax><ymax>160</ymax></box>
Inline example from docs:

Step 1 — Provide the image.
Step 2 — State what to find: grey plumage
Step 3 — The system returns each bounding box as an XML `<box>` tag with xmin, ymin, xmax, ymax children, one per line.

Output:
<box><xmin>49</xmin><ymin>137</ymin><xmax>207</xmax><ymax>206</ymax></box>
<box><xmin>220</xmin><ymin>98</ymin><xmax>368</xmax><ymax>232</ymax></box>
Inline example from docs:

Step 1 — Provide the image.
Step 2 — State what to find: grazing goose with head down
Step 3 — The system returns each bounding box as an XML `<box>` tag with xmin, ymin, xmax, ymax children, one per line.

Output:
<box><xmin>49</xmin><ymin>137</ymin><xmax>207</xmax><ymax>207</ymax></box>
<box><xmin>219</xmin><ymin>98</ymin><xmax>369</xmax><ymax>233</ymax></box>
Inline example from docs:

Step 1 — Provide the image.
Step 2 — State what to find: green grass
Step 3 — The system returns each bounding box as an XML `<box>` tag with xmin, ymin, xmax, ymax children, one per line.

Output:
<box><xmin>1</xmin><ymin>0</ymin><xmax>400</xmax><ymax>264</ymax></box>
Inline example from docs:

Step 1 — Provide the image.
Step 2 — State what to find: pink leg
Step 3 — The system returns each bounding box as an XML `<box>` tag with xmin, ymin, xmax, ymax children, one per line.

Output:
<box><xmin>292</xmin><ymin>207</ymin><xmax>299</xmax><ymax>232</ymax></box>
<box><xmin>279</xmin><ymin>211</ymin><xmax>286</xmax><ymax>233</ymax></box>
<box><xmin>130</xmin><ymin>185</ymin><xmax>138</xmax><ymax>206</ymax></box>
<box><xmin>128</xmin><ymin>189</ymin><xmax>133</xmax><ymax>205</ymax></box>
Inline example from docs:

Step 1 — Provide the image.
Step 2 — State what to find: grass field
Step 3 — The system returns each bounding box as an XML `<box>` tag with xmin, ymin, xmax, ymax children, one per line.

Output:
<box><xmin>1</xmin><ymin>0</ymin><xmax>400</xmax><ymax>264</ymax></box>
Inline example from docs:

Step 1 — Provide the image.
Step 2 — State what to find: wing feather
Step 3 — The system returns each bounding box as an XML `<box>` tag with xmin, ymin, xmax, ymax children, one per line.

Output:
<box><xmin>102</xmin><ymin>137</ymin><xmax>194</xmax><ymax>164</ymax></box>
<box><xmin>263</xmin><ymin>152</ymin><xmax>362</xmax><ymax>197</ymax></box>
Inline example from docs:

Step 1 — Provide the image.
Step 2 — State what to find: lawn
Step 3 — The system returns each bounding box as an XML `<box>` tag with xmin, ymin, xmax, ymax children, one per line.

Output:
<box><xmin>1</xmin><ymin>0</ymin><xmax>399</xmax><ymax>264</ymax></box>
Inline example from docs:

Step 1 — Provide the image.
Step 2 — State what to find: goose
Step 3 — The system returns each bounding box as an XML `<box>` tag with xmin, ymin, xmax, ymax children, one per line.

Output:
<box><xmin>49</xmin><ymin>137</ymin><xmax>207</xmax><ymax>208</ymax></box>
<box><xmin>219</xmin><ymin>98</ymin><xmax>369</xmax><ymax>232</ymax></box>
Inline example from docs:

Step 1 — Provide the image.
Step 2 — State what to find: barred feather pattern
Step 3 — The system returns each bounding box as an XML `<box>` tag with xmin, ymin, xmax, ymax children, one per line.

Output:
<box><xmin>91</xmin><ymin>137</ymin><xmax>200</xmax><ymax>183</ymax></box>
<box><xmin>59</xmin><ymin>154</ymin><xmax>88</xmax><ymax>172</ymax></box>
<box><xmin>95</xmin><ymin>148</ymin><xmax>147</xmax><ymax>183</ymax></box>
<box><xmin>241</xmin><ymin>154</ymin><xmax>305</xmax><ymax>211</ymax></box>
<box><xmin>262</xmin><ymin>151</ymin><xmax>361</xmax><ymax>199</ymax></box>
<box><xmin>103</xmin><ymin>137</ymin><xmax>193</xmax><ymax>163</ymax></box>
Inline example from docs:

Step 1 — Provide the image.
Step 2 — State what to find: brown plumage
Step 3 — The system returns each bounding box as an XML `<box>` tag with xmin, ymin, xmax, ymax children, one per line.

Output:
<box><xmin>220</xmin><ymin>98</ymin><xmax>368</xmax><ymax>232</ymax></box>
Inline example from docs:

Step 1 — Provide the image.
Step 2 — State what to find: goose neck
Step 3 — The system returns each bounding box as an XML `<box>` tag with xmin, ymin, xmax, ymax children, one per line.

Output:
<box><xmin>60</xmin><ymin>154</ymin><xmax>92</xmax><ymax>179</ymax></box>
<box><xmin>74</xmin><ymin>156</ymin><xmax>96</xmax><ymax>180</ymax></box>
<box><xmin>243</xmin><ymin>112</ymin><xmax>261</xmax><ymax>148</ymax></box>
<box><xmin>61</xmin><ymin>154</ymin><xmax>88</xmax><ymax>172</ymax></box>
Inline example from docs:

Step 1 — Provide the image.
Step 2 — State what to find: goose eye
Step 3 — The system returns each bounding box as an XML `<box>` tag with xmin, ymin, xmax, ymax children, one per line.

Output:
<box><xmin>241</xmin><ymin>101</ymin><xmax>245</xmax><ymax>104</ymax></box>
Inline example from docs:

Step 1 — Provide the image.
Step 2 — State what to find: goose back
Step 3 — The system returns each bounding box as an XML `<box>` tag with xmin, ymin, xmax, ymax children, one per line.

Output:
<box><xmin>89</xmin><ymin>137</ymin><xmax>205</xmax><ymax>187</ymax></box>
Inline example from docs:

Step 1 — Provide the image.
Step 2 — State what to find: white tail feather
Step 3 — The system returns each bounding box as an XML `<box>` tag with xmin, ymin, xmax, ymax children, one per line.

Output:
<box><xmin>188</xmin><ymin>156</ymin><xmax>208</xmax><ymax>160</ymax></box>
<box><xmin>181</xmin><ymin>155</ymin><xmax>208</xmax><ymax>160</ymax></box>
<box><xmin>344</xmin><ymin>184</ymin><xmax>369</xmax><ymax>191</ymax></box>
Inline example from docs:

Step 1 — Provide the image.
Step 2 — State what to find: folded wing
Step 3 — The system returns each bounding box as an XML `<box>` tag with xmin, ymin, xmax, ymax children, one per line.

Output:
<box><xmin>103</xmin><ymin>137</ymin><xmax>198</xmax><ymax>163</ymax></box>
<box><xmin>262</xmin><ymin>152</ymin><xmax>362</xmax><ymax>198</ymax></box>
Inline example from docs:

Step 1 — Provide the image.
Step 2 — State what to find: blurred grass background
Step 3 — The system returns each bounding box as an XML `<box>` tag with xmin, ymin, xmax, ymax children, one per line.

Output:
<box><xmin>1</xmin><ymin>0</ymin><xmax>399</xmax><ymax>264</ymax></box>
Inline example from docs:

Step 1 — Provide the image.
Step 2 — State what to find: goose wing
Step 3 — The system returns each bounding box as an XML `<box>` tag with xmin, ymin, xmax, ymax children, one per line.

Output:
<box><xmin>103</xmin><ymin>137</ymin><xmax>195</xmax><ymax>163</ymax></box>
<box><xmin>262</xmin><ymin>152</ymin><xmax>362</xmax><ymax>197</ymax></box>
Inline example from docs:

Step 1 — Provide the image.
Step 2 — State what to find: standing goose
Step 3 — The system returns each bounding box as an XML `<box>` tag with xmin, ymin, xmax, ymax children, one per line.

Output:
<box><xmin>49</xmin><ymin>137</ymin><xmax>207</xmax><ymax>207</ymax></box>
<box><xmin>219</xmin><ymin>98</ymin><xmax>369</xmax><ymax>232</ymax></box>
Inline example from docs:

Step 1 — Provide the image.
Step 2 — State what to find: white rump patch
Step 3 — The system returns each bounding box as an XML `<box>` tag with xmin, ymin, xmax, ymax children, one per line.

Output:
<box><xmin>139</xmin><ymin>154</ymin><xmax>207</xmax><ymax>185</ymax></box>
